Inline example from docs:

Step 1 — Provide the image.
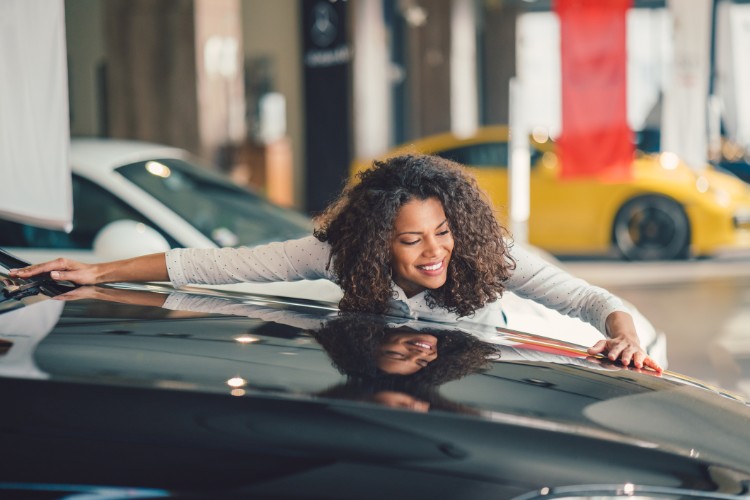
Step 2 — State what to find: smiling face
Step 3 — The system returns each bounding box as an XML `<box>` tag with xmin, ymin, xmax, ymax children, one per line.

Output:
<box><xmin>390</xmin><ymin>197</ymin><xmax>454</xmax><ymax>298</ymax></box>
<box><xmin>376</xmin><ymin>331</ymin><xmax>439</xmax><ymax>375</ymax></box>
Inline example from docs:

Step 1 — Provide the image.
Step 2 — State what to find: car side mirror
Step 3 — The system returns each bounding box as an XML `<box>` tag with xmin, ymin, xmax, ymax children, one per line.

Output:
<box><xmin>93</xmin><ymin>220</ymin><xmax>171</xmax><ymax>260</ymax></box>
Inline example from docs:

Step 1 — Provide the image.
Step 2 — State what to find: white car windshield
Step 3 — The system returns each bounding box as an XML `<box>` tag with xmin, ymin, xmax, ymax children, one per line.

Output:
<box><xmin>117</xmin><ymin>158</ymin><xmax>312</xmax><ymax>247</ymax></box>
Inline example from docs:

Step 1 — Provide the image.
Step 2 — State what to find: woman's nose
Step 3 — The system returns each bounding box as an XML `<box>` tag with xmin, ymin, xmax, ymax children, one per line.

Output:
<box><xmin>421</xmin><ymin>236</ymin><xmax>439</xmax><ymax>256</ymax></box>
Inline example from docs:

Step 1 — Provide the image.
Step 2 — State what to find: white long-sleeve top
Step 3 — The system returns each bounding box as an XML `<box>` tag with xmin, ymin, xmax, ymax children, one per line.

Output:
<box><xmin>165</xmin><ymin>236</ymin><xmax>627</xmax><ymax>335</ymax></box>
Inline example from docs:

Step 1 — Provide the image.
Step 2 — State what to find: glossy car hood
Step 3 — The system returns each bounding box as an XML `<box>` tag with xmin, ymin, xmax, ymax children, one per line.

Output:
<box><xmin>2</xmin><ymin>277</ymin><xmax>750</xmax><ymax>498</ymax></box>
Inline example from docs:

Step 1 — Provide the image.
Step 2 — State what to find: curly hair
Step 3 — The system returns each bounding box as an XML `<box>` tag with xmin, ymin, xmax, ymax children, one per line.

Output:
<box><xmin>314</xmin><ymin>154</ymin><xmax>515</xmax><ymax>317</ymax></box>
<box><xmin>309</xmin><ymin>313</ymin><xmax>500</xmax><ymax>387</ymax></box>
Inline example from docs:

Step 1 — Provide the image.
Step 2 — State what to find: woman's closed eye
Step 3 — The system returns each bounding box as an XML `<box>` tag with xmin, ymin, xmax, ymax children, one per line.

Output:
<box><xmin>399</xmin><ymin>239</ymin><xmax>420</xmax><ymax>246</ymax></box>
<box><xmin>384</xmin><ymin>351</ymin><xmax>430</xmax><ymax>367</ymax></box>
<box><xmin>399</xmin><ymin>230</ymin><xmax>450</xmax><ymax>246</ymax></box>
<box><xmin>384</xmin><ymin>350</ymin><xmax>407</xmax><ymax>359</ymax></box>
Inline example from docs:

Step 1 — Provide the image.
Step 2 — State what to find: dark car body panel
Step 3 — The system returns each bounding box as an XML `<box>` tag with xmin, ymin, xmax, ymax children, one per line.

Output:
<box><xmin>1</xmin><ymin>262</ymin><xmax>750</xmax><ymax>498</ymax></box>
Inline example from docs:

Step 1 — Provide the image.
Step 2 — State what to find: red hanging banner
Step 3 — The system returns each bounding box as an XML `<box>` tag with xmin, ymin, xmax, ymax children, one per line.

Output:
<box><xmin>554</xmin><ymin>0</ymin><xmax>633</xmax><ymax>180</ymax></box>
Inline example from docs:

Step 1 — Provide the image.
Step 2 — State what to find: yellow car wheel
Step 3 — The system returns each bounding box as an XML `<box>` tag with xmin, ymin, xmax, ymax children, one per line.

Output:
<box><xmin>612</xmin><ymin>195</ymin><xmax>691</xmax><ymax>261</ymax></box>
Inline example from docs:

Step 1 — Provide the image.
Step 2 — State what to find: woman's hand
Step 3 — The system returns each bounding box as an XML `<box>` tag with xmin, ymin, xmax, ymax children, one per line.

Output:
<box><xmin>9</xmin><ymin>253</ymin><xmax>169</xmax><ymax>285</ymax></box>
<box><xmin>9</xmin><ymin>258</ymin><xmax>101</xmax><ymax>285</ymax></box>
<box><xmin>587</xmin><ymin>311</ymin><xmax>663</xmax><ymax>373</ymax></box>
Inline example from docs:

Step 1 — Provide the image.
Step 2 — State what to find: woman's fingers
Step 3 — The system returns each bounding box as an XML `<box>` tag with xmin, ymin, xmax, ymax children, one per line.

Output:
<box><xmin>618</xmin><ymin>345</ymin><xmax>643</xmax><ymax>367</ymax></box>
<box><xmin>11</xmin><ymin>258</ymin><xmax>73</xmax><ymax>277</ymax></box>
<box><xmin>587</xmin><ymin>339</ymin><xmax>608</xmax><ymax>355</ymax></box>
<box><xmin>605</xmin><ymin>340</ymin><xmax>627</xmax><ymax>362</ymax></box>
<box><xmin>48</xmin><ymin>269</ymin><xmax>77</xmax><ymax>281</ymax></box>
<box><xmin>9</xmin><ymin>258</ymin><xmax>96</xmax><ymax>285</ymax></box>
<box><xmin>588</xmin><ymin>338</ymin><xmax>663</xmax><ymax>374</ymax></box>
<box><xmin>642</xmin><ymin>355</ymin><xmax>664</xmax><ymax>374</ymax></box>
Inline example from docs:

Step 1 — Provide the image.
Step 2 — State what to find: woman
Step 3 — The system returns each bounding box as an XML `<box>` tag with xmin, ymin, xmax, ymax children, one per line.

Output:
<box><xmin>312</xmin><ymin>314</ymin><xmax>497</xmax><ymax>414</ymax></box>
<box><xmin>311</xmin><ymin>313</ymin><xmax>500</xmax><ymax>385</ymax></box>
<box><xmin>9</xmin><ymin>154</ymin><xmax>662</xmax><ymax>372</ymax></box>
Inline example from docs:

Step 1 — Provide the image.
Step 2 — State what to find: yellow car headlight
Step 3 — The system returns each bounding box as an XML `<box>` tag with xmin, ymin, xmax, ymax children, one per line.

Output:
<box><xmin>712</xmin><ymin>187</ymin><xmax>732</xmax><ymax>208</ymax></box>
<box><xmin>696</xmin><ymin>175</ymin><xmax>732</xmax><ymax>207</ymax></box>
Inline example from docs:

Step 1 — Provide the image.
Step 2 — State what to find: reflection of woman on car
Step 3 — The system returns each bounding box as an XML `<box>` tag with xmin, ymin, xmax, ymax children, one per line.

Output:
<box><xmin>9</xmin><ymin>154</ymin><xmax>662</xmax><ymax>372</ymax></box>
<box><xmin>311</xmin><ymin>314</ymin><xmax>496</xmax><ymax>413</ymax></box>
<box><xmin>311</xmin><ymin>313</ymin><xmax>499</xmax><ymax>385</ymax></box>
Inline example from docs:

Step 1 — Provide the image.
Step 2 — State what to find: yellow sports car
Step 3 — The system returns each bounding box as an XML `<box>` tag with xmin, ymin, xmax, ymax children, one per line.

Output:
<box><xmin>351</xmin><ymin>126</ymin><xmax>750</xmax><ymax>260</ymax></box>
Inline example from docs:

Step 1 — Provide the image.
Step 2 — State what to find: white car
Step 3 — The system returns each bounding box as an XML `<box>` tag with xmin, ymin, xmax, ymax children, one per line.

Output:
<box><xmin>0</xmin><ymin>138</ymin><xmax>666</xmax><ymax>365</ymax></box>
<box><xmin>0</xmin><ymin>138</ymin><xmax>342</xmax><ymax>301</ymax></box>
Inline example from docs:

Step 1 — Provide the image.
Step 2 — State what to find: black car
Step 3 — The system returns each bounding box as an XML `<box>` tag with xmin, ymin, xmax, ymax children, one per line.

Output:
<box><xmin>2</xmin><ymin>251</ymin><xmax>750</xmax><ymax>499</ymax></box>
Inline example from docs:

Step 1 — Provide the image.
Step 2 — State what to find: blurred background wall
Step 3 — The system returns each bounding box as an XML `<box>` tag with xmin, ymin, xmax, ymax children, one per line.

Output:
<box><xmin>63</xmin><ymin>0</ymin><xmax>750</xmax><ymax>213</ymax></box>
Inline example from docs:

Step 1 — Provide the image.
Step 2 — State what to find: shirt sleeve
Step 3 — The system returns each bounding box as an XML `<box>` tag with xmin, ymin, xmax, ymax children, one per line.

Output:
<box><xmin>163</xmin><ymin>292</ymin><xmax>331</xmax><ymax>330</ymax></box>
<box><xmin>165</xmin><ymin>235</ymin><xmax>335</xmax><ymax>288</ymax></box>
<box><xmin>504</xmin><ymin>243</ymin><xmax>628</xmax><ymax>335</ymax></box>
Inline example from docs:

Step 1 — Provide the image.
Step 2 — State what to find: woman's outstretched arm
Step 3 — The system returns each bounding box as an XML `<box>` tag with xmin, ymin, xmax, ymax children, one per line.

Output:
<box><xmin>8</xmin><ymin>253</ymin><xmax>169</xmax><ymax>285</ymax></box>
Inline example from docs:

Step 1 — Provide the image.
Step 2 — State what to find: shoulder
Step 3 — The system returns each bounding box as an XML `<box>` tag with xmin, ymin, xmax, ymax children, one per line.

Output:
<box><xmin>506</xmin><ymin>241</ymin><xmax>551</xmax><ymax>271</ymax></box>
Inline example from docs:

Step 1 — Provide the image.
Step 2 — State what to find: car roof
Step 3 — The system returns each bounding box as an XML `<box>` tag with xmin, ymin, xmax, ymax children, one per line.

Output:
<box><xmin>2</xmin><ymin>274</ymin><xmax>750</xmax><ymax>496</ymax></box>
<box><xmin>70</xmin><ymin>137</ymin><xmax>190</xmax><ymax>173</ymax></box>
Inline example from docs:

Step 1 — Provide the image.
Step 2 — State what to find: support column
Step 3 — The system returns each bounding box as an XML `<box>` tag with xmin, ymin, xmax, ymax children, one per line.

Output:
<box><xmin>103</xmin><ymin>0</ymin><xmax>245</xmax><ymax>163</ymax></box>
<box><xmin>481</xmin><ymin>0</ymin><xmax>518</xmax><ymax>125</ymax></box>
<box><xmin>405</xmin><ymin>0</ymin><xmax>451</xmax><ymax>138</ymax></box>
<box><xmin>352</xmin><ymin>0</ymin><xmax>390</xmax><ymax>160</ymax></box>
<box><xmin>300</xmin><ymin>0</ymin><xmax>352</xmax><ymax>213</ymax></box>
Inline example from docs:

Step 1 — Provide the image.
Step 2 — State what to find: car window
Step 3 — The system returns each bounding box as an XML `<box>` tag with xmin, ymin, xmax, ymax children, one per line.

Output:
<box><xmin>0</xmin><ymin>175</ymin><xmax>179</xmax><ymax>249</ymax></box>
<box><xmin>116</xmin><ymin>158</ymin><xmax>312</xmax><ymax>247</ymax></box>
<box><xmin>435</xmin><ymin>141</ymin><xmax>542</xmax><ymax>168</ymax></box>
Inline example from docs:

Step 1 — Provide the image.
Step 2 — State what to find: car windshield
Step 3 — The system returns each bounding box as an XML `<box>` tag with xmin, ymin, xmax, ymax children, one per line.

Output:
<box><xmin>117</xmin><ymin>158</ymin><xmax>312</xmax><ymax>247</ymax></box>
<box><xmin>434</xmin><ymin>140</ymin><xmax>544</xmax><ymax>168</ymax></box>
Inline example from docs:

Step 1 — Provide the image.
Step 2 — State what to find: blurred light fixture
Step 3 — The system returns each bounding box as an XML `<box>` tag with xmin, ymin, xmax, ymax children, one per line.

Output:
<box><xmin>531</xmin><ymin>126</ymin><xmax>550</xmax><ymax>143</ymax></box>
<box><xmin>722</xmin><ymin>140</ymin><xmax>744</xmax><ymax>161</ymax></box>
<box><xmin>145</xmin><ymin>161</ymin><xmax>171</xmax><ymax>178</ymax></box>
<box><xmin>542</xmin><ymin>151</ymin><xmax>557</xmax><ymax>168</ymax></box>
<box><xmin>389</xmin><ymin>62</ymin><xmax>405</xmax><ymax>84</ymax></box>
<box><xmin>658</xmin><ymin>151</ymin><xmax>680</xmax><ymax>170</ymax></box>
<box><xmin>401</xmin><ymin>1</ymin><xmax>427</xmax><ymax>27</ymax></box>
<box><xmin>226</xmin><ymin>376</ymin><xmax>247</xmax><ymax>388</ymax></box>
<box><xmin>230</xmin><ymin>388</ymin><xmax>246</xmax><ymax>397</ymax></box>
<box><xmin>155</xmin><ymin>380</ymin><xmax>196</xmax><ymax>390</ymax></box>
<box><xmin>234</xmin><ymin>335</ymin><xmax>260</xmax><ymax>344</ymax></box>
<box><xmin>204</xmin><ymin>35</ymin><xmax>239</xmax><ymax>78</ymax></box>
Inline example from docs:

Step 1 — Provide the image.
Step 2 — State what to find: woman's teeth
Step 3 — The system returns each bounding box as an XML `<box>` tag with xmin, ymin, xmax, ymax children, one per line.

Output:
<box><xmin>418</xmin><ymin>261</ymin><xmax>442</xmax><ymax>271</ymax></box>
